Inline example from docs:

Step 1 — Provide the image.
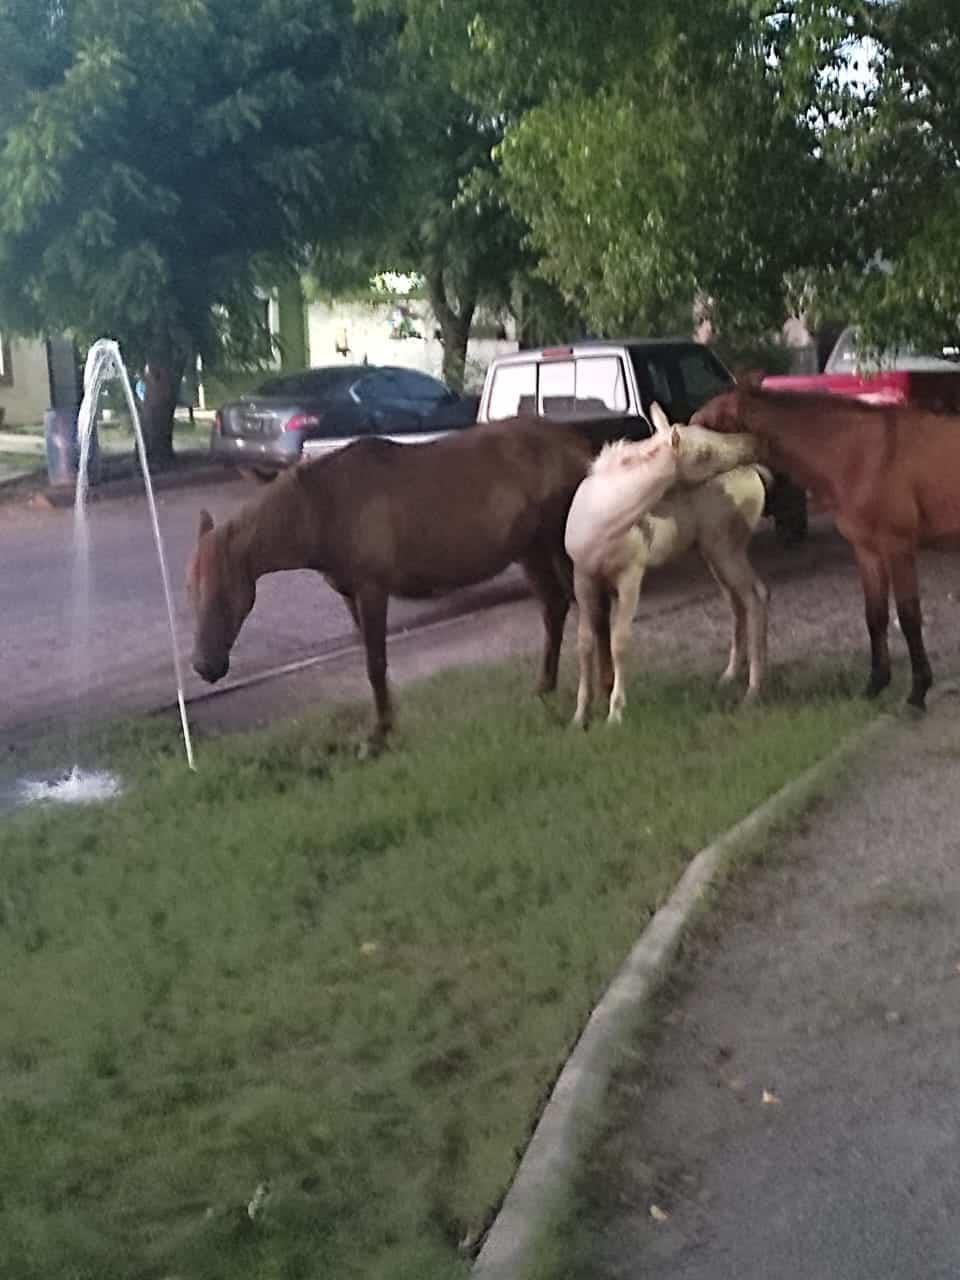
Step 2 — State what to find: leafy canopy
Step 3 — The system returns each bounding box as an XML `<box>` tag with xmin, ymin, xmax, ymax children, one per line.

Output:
<box><xmin>371</xmin><ymin>0</ymin><xmax>851</xmax><ymax>338</ymax></box>
<box><xmin>0</xmin><ymin>0</ymin><xmax>391</xmax><ymax>368</ymax></box>
<box><xmin>783</xmin><ymin>0</ymin><xmax>960</xmax><ymax>349</ymax></box>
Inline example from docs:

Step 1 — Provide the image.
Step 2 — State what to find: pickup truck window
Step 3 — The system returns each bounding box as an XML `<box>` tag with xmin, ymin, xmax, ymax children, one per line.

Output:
<box><xmin>674</xmin><ymin>350</ymin><xmax>731</xmax><ymax>409</ymax></box>
<box><xmin>487</xmin><ymin>353</ymin><xmax>630</xmax><ymax>420</ymax></box>
<box><xmin>540</xmin><ymin>355</ymin><xmax>629</xmax><ymax>416</ymax></box>
<box><xmin>488</xmin><ymin>363</ymin><xmax>537</xmax><ymax>419</ymax></box>
<box><xmin>630</xmin><ymin>347</ymin><xmax>731</xmax><ymax>421</ymax></box>
<box><xmin>637</xmin><ymin>357</ymin><xmax>673</xmax><ymax>414</ymax></box>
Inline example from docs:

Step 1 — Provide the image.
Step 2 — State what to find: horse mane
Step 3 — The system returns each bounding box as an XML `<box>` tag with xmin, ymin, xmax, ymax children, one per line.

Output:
<box><xmin>590</xmin><ymin>438</ymin><xmax>661</xmax><ymax>476</ymax></box>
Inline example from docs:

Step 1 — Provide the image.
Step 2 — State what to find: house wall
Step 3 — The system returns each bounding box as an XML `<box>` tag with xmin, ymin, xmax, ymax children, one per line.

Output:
<box><xmin>0</xmin><ymin>337</ymin><xmax>50</xmax><ymax>427</ymax></box>
<box><xmin>306</xmin><ymin>300</ymin><xmax>518</xmax><ymax>391</ymax></box>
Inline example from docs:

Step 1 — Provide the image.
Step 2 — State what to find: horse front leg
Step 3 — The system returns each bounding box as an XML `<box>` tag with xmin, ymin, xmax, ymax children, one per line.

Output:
<box><xmin>356</xmin><ymin>585</ymin><xmax>393</xmax><ymax>747</ymax></box>
<box><xmin>573</xmin><ymin>590</ymin><xmax>597</xmax><ymax>729</ymax></box>
<box><xmin>743</xmin><ymin>574</ymin><xmax>770</xmax><ymax>703</ymax></box>
<box><xmin>719</xmin><ymin>585</ymin><xmax>747</xmax><ymax>686</ymax></box>
<box><xmin>522</xmin><ymin>547</ymin><xmax>571</xmax><ymax>695</ymax></box>
<box><xmin>888</xmin><ymin>548</ymin><xmax>932</xmax><ymax>709</ymax></box>
<box><xmin>705</xmin><ymin>567</ymin><xmax>746</xmax><ymax>687</ymax></box>
<box><xmin>571</xmin><ymin>571</ymin><xmax>610</xmax><ymax>729</ymax></box>
<box><xmin>706</xmin><ymin>550</ymin><xmax>768</xmax><ymax>702</ymax></box>
<box><xmin>853</xmin><ymin>545</ymin><xmax>892</xmax><ymax>698</ymax></box>
<box><xmin>608</xmin><ymin>565</ymin><xmax>644</xmax><ymax>725</ymax></box>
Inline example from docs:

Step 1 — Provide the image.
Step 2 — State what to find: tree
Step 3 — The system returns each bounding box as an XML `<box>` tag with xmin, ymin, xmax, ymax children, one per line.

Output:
<box><xmin>311</xmin><ymin>59</ymin><xmax>528</xmax><ymax>389</ymax></box>
<box><xmin>781</xmin><ymin>0</ymin><xmax>960</xmax><ymax>353</ymax></box>
<box><xmin>0</xmin><ymin>0</ymin><xmax>390</xmax><ymax>461</ymax></box>
<box><xmin>370</xmin><ymin>0</ymin><xmax>851</xmax><ymax>345</ymax></box>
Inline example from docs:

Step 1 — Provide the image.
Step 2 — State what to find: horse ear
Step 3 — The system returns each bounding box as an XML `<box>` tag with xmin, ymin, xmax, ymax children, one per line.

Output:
<box><xmin>198</xmin><ymin>509</ymin><xmax>214</xmax><ymax>539</ymax></box>
<box><xmin>650</xmin><ymin>401</ymin><xmax>671</xmax><ymax>435</ymax></box>
<box><xmin>738</xmin><ymin>368</ymin><xmax>765</xmax><ymax>390</ymax></box>
<box><xmin>671</xmin><ymin>425</ymin><xmax>681</xmax><ymax>453</ymax></box>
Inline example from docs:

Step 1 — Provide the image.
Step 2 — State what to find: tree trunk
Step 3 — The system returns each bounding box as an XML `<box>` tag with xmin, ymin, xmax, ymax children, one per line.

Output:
<box><xmin>141</xmin><ymin>355</ymin><xmax>184</xmax><ymax>467</ymax></box>
<box><xmin>427</xmin><ymin>267</ymin><xmax>475</xmax><ymax>392</ymax></box>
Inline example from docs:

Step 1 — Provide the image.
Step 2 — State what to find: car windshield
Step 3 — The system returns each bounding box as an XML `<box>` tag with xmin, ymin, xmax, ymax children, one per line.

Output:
<box><xmin>254</xmin><ymin>367</ymin><xmax>362</xmax><ymax>398</ymax></box>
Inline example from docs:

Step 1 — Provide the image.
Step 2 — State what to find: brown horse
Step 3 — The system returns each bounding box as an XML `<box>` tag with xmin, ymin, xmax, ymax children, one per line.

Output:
<box><xmin>693</xmin><ymin>384</ymin><xmax>960</xmax><ymax>708</ymax></box>
<box><xmin>187</xmin><ymin>416</ymin><xmax>652</xmax><ymax>744</ymax></box>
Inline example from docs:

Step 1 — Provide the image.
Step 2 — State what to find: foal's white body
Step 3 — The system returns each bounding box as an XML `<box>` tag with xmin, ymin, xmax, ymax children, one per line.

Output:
<box><xmin>566</xmin><ymin>406</ymin><xmax>771</xmax><ymax>726</ymax></box>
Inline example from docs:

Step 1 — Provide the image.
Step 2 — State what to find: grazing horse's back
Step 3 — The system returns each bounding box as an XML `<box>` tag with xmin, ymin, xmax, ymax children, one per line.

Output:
<box><xmin>187</xmin><ymin>415</ymin><xmax>623</xmax><ymax>743</ymax></box>
<box><xmin>289</xmin><ymin>423</ymin><xmax>594</xmax><ymax>597</ymax></box>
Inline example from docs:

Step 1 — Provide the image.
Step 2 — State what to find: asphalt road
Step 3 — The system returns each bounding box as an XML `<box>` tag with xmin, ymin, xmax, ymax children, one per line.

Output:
<box><xmin>0</xmin><ymin>474</ymin><xmax>530</xmax><ymax>740</ymax></box>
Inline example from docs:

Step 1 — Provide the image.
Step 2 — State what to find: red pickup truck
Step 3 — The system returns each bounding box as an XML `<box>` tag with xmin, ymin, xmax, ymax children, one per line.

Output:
<box><xmin>762</xmin><ymin>326</ymin><xmax>960</xmax><ymax>411</ymax></box>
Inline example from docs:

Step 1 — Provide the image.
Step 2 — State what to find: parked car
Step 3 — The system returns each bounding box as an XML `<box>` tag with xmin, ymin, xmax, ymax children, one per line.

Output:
<box><xmin>210</xmin><ymin>364</ymin><xmax>479</xmax><ymax>478</ymax></box>
<box><xmin>764</xmin><ymin>326</ymin><xmax>960</xmax><ymax>410</ymax></box>
<box><xmin>477</xmin><ymin>338</ymin><xmax>809</xmax><ymax>544</ymax></box>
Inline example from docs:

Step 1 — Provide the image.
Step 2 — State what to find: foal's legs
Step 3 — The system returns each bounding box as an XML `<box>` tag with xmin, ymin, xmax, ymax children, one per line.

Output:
<box><xmin>356</xmin><ymin>585</ymin><xmax>393</xmax><ymax>745</ymax></box>
<box><xmin>573</xmin><ymin>570</ymin><xmax>598</xmax><ymax>727</ymax></box>
<box><xmin>743</xmin><ymin>573</ymin><xmax>770</xmax><ymax>701</ymax></box>
<box><xmin>608</xmin><ymin>564</ymin><xmax>645</xmax><ymax>724</ymax></box>
<box><xmin>852</xmin><ymin>545</ymin><xmax>892</xmax><ymax>698</ymax></box>
<box><xmin>522</xmin><ymin>546</ymin><xmax>572</xmax><ymax>695</ymax></box>
<box><xmin>706</xmin><ymin>550</ymin><xmax>769</xmax><ymax>700</ymax></box>
<box><xmin>572</xmin><ymin>571</ymin><xmax>611</xmax><ymax>728</ymax></box>
<box><xmin>888</xmin><ymin>548</ymin><xmax>933</xmax><ymax>709</ymax></box>
<box><xmin>707</xmin><ymin>571</ymin><xmax>747</xmax><ymax>685</ymax></box>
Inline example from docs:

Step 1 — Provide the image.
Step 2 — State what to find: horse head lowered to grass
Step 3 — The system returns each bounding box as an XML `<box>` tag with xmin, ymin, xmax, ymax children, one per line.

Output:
<box><xmin>187</xmin><ymin>416</ymin><xmax>666</xmax><ymax>745</ymax></box>
<box><xmin>692</xmin><ymin>383</ymin><xmax>960</xmax><ymax>709</ymax></box>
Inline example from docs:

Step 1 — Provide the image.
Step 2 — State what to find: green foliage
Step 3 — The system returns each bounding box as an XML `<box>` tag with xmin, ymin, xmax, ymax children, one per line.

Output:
<box><xmin>0</xmin><ymin>0</ymin><xmax>391</xmax><ymax>371</ymax></box>
<box><xmin>374</xmin><ymin>0</ymin><xmax>849</xmax><ymax>342</ymax></box>
<box><xmin>782</xmin><ymin>0</ymin><xmax>960</xmax><ymax>347</ymax></box>
<box><xmin>5</xmin><ymin>0</ymin><xmax>958</xmax><ymax>408</ymax></box>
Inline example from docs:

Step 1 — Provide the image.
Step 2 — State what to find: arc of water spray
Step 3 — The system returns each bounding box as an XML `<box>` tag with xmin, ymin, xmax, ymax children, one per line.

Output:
<box><xmin>76</xmin><ymin>340</ymin><xmax>196</xmax><ymax>770</ymax></box>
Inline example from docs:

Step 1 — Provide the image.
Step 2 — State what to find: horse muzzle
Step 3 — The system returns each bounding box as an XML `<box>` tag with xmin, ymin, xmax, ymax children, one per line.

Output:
<box><xmin>193</xmin><ymin>654</ymin><xmax>229</xmax><ymax>683</ymax></box>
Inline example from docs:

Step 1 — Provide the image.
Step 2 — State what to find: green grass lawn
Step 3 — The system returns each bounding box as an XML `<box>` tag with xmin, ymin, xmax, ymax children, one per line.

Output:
<box><xmin>0</xmin><ymin>660</ymin><xmax>875</xmax><ymax>1279</ymax></box>
<box><xmin>0</xmin><ymin>417</ymin><xmax>208</xmax><ymax>452</ymax></box>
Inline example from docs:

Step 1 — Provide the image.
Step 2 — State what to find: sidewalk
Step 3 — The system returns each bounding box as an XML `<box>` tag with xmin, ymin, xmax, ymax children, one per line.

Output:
<box><xmin>576</xmin><ymin>693</ymin><xmax>960</xmax><ymax>1279</ymax></box>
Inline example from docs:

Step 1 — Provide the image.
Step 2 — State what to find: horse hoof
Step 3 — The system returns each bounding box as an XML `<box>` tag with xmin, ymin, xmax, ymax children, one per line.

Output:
<box><xmin>357</xmin><ymin>733</ymin><xmax>389</xmax><ymax>760</ymax></box>
<box><xmin>906</xmin><ymin>693</ymin><xmax>928</xmax><ymax>713</ymax></box>
<box><xmin>741</xmin><ymin>688</ymin><xmax>761</xmax><ymax>707</ymax></box>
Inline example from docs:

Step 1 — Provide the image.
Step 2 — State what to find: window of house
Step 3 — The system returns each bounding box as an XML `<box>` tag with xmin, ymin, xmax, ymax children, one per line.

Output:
<box><xmin>0</xmin><ymin>334</ymin><xmax>12</xmax><ymax>386</ymax></box>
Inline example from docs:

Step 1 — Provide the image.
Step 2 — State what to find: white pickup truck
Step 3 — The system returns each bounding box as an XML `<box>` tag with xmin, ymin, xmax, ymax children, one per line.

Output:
<box><xmin>477</xmin><ymin>337</ymin><xmax>808</xmax><ymax>544</ymax></box>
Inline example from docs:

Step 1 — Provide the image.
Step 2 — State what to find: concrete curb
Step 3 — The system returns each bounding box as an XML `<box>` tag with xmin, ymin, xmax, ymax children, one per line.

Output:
<box><xmin>471</xmin><ymin>691</ymin><xmax>954</xmax><ymax>1279</ymax></box>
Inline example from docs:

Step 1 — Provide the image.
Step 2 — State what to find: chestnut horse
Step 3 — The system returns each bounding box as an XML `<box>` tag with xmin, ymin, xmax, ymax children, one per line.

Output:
<box><xmin>693</xmin><ymin>384</ymin><xmax>960</xmax><ymax>708</ymax></box>
<box><xmin>187</xmin><ymin>416</ymin><xmax>662</xmax><ymax>745</ymax></box>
